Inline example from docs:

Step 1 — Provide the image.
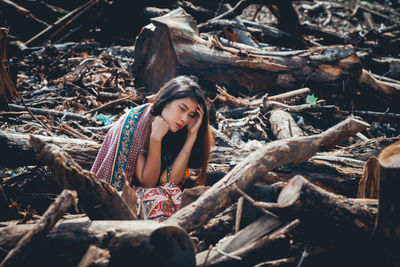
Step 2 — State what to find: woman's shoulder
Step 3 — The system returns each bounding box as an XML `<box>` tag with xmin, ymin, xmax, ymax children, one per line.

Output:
<box><xmin>128</xmin><ymin>103</ymin><xmax>152</xmax><ymax>114</ymax></box>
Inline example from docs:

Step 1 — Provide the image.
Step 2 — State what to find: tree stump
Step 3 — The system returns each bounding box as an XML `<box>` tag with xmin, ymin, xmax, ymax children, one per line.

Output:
<box><xmin>132</xmin><ymin>8</ymin><xmax>362</xmax><ymax>95</ymax></box>
<box><xmin>375</xmin><ymin>141</ymin><xmax>400</xmax><ymax>266</ymax></box>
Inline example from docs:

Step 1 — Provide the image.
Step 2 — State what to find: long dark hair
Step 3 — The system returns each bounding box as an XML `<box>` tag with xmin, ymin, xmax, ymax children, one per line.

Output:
<box><xmin>151</xmin><ymin>75</ymin><xmax>213</xmax><ymax>185</ymax></box>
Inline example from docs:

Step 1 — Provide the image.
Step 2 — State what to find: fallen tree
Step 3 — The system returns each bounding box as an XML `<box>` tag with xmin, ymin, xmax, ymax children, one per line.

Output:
<box><xmin>29</xmin><ymin>135</ymin><xmax>136</xmax><ymax>220</ymax></box>
<box><xmin>0</xmin><ymin>219</ymin><xmax>195</xmax><ymax>267</ymax></box>
<box><xmin>0</xmin><ymin>130</ymin><xmax>100</xmax><ymax>170</ymax></box>
<box><xmin>132</xmin><ymin>8</ymin><xmax>362</xmax><ymax>95</ymax></box>
<box><xmin>166</xmin><ymin>117</ymin><xmax>370</xmax><ymax>233</ymax></box>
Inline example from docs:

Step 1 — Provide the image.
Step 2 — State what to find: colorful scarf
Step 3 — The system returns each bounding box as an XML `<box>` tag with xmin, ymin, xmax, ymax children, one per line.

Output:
<box><xmin>91</xmin><ymin>103</ymin><xmax>152</xmax><ymax>190</ymax></box>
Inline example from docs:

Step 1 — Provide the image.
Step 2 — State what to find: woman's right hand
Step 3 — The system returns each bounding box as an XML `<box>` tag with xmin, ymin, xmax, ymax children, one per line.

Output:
<box><xmin>151</xmin><ymin>116</ymin><xmax>170</xmax><ymax>141</ymax></box>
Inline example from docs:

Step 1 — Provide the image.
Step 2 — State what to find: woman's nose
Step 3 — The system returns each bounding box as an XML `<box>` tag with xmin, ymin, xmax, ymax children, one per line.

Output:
<box><xmin>181</xmin><ymin>113</ymin><xmax>189</xmax><ymax>123</ymax></box>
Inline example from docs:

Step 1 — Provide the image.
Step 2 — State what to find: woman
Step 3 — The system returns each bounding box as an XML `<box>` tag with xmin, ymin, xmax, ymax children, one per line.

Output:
<box><xmin>91</xmin><ymin>75</ymin><xmax>212</xmax><ymax>222</ymax></box>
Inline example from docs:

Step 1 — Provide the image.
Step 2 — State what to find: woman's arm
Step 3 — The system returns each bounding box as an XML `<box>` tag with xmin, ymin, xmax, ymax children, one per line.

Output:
<box><xmin>135</xmin><ymin>116</ymin><xmax>169</xmax><ymax>188</ymax></box>
<box><xmin>169</xmin><ymin>134</ymin><xmax>196</xmax><ymax>184</ymax></box>
<box><xmin>169</xmin><ymin>104</ymin><xmax>204</xmax><ymax>184</ymax></box>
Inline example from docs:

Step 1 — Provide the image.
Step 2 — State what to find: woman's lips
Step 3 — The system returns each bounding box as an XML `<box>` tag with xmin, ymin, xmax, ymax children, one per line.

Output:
<box><xmin>176</xmin><ymin>123</ymin><xmax>183</xmax><ymax>129</ymax></box>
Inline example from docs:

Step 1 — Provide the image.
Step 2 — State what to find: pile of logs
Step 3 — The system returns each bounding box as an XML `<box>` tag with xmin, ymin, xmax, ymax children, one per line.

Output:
<box><xmin>1</xmin><ymin>0</ymin><xmax>400</xmax><ymax>266</ymax></box>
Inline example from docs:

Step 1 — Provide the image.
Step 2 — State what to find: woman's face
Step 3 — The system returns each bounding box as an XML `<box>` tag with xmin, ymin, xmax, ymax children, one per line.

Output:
<box><xmin>161</xmin><ymin>97</ymin><xmax>199</xmax><ymax>132</ymax></box>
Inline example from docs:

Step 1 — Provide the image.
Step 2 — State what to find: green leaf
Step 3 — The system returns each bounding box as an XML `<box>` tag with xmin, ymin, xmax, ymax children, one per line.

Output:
<box><xmin>306</xmin><ymin>94</ymin><xmax>318</xmax><ymax>106</ymax></box>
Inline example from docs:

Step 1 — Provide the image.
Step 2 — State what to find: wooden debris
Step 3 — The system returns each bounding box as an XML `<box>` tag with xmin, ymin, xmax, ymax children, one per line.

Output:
<box><xmin>167</xmin><ymin>117</ymin><xmax>369</xmax><ymax>233</ymax></box>
<box><xmin>0</xmin><ymin>219</ymin><xmax>195</xmax><ymax>266</ymax></box>
<box><xmin>357</xmin><ymin>156</ymin><xmax>380</xmax><ymax>198</ymax></box>
<box><xmin>268</xmin><ymin>109</ymin><xmax>305</xmax><ymax>139</ymax></box>
<box><xmin>0</xmin><ymin>131</ymin><xmax>100</xmax><ymax>170</ymax></box>
<box><xmin>132</xmin><ymin>8</ymin><xmax>362</xmax><ymax>94</ymax></box>
<box><xmin>1</xmin><ymin>0</ymin><xmax>400</xmax><ymax>266</ymax></box>
<box><xmin>29</xmin><ymin>135</ymin><xmax>136</xmax><ymax>220</ymax></box>
<box><xmin>375</xmin><ymin>141</ymin><xmax>400</xmax><ymax>266</ymax></box>
<box><xmin>274</xmin><ymin>175</ymin><xmax>377</xmax><ymax>238</ymax></box>
<box><xmin>77</xmin><ymin>246</ymin><xmax>110</xmax><ymax>267</ymax></box>
<box><xmin>0</xmin><ymin>189</ymin><xmax>77</xmax><ymax>267</ymax></box>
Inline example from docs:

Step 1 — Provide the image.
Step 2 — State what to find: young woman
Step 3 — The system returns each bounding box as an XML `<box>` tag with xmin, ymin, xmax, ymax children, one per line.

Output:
<box><xmin>91</xmin><ymin>75</ymin><xmax>212</xmax><ymax>222</ymax></box>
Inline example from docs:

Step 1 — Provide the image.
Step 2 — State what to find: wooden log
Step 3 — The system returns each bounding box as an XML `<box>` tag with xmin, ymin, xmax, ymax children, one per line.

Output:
<box><xmin>0</xmin><ymin>130</ymin><xmax>100</xmax><ymax>170</ymax></box>
<box><xmin>220</xmin><ymin>4</ymin><xmax>259</xmax><ymax>48</ymax></box>
<box><xmin>252</xmin><ymin>257</ymin><xmax>297</xmax><ymax>267</ymax></box>
<box><xmin>192</xmin><ymin>183</ymin><xmax>284</xmax><ymax>252</ymax></box>
<box><xmin>132</xmin><ymin>8</ymin><xmax>362</xmax><ymax>94</ymax></box>
<box><xmin>0</xmin><ymin>190</ymin><xmax>77</xmax><ymax>267</ymax></box>
<box><xmin>0</xmin><ymin>1</ymin><xmax>48</xmax><ymax>41</ymax></box>
<box><xmin>29</xmin><ymin>135</ymin><xmax>136</xmax><ymax>220</ymax></box>
<box><xmin>357</xmin><ymin>156</ymin><xmax>379</xmax><ymax>198</ymax></box>
<box><xmin>200</xmin><ymin>219</ymin><xmax>300</xmax><ymax>267</ymax></box>
<box><xmin>166</xmin><ymin>117</ymin><xmax>370</xmax><ymax>233</ymax></box>
<box><xmin>267</xmin><ymin>155</ymin><xmax>363</xmax><ymax>197</ymax></box>
<box><xmin>262</xmin><ymin>100</ymin><xmax>337</xmax><ymax>113</ymax></box>
<box><xmin>24</xmin><ymin>0</ymin><xmax>100</xmax><ymax>46</ymax></box>
<box><xmin>330</xmin><ymin>136</ymin><xmax>400</xmax><ymax>161</ymax></box>
<box><xmin>210</xmin><ymin>145</ymin><xmax>364</xmax><ymax>197</ymax></box>
<box><xmin>274</xmin><ymin>175</ymin><xmax>377</xmax><ymax>240</ymax></box>
<box><xmin>196</xmin><ymin>214</ymin><xmax>284</xmax><ymax>266</ymax></box>
<box><xmin>0</xmin><ymin>219</ymin><xmax>195</xmax><ymax>267</ymax></box>
<box><xmin>9</xmin><ymin>104</ymin><xmax>90</xmax><ymax>123</ymax></box>
<box><xmin>359</xmin><ymin>69</ymin><xmax>400</xmax><ymax>108</ymax></box>
<box><xmin>77</xmin><ymin>246</ymin><xmax>110</xmax><ymax>267</ymax></box>
<box><xmin>267</xmin><ymin>88</ymin><xmax>311</xmax><ymax>103</ymax></box>
<box><xmin>268</xmin><ymin>109</ymin><xmax>305</xmax><ymax>139</ymax></box>
<box><xmin>241</xmin><ymin>19</ymin><xmax>306</xmax><ymax>49</ymax></box>
<box><xmin>375</xmin><ymin>141</ymin><xmax>400</xmax><ymax>266</ymax></box>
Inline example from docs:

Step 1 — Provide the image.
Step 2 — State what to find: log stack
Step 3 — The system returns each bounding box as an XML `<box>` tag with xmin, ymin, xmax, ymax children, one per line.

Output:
<box><xmin>1</xmin><ymin>0</ymin><xmax>400</xmax><ymax>266</ymax></box>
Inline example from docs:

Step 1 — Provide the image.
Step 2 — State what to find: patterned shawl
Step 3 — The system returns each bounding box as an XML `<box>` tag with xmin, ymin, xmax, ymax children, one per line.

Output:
<box><xmin>91</xmin><ymin>103</ymin><xmax>152</xmax><ymax>190</ymax></box>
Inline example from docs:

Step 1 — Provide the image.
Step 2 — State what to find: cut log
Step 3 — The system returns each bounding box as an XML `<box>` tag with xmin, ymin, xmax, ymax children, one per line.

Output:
<box><xmin>357</xmin><ymin>156</ymin><xmax>379</xmax><ymax>198</ymax></box>
<box><xmin>330</xmin><ymin>135</ymin><xmax>400</xmax><ymax>161</ymax></box>
<box><xmin>268</xmin><ymin>109</ymin><xmax>305</xmax><ymax>139</ymax></box>
<box><xmin>29</xmin><ymin>135</ymin><xmax>136</xmax><ymax>220</ymax></box>
<box><xmin>166</xmin><ymin>117</ymin><xmax>369</xmax><ymax>233</ymax></box>
<box><xmin>267</xmin><ymin>87</ymin><xmax>311</xmax><ymax>103</ymax></box>
<box><xmin>0</xmin><ymin>219</ymin><xmax>195</xmax><ymax>267</ymax></box>
<box><xmin>375</xmin><ymin>141</ymin><xmax>400</xmax><ymax>266</ymax></box>
<box><xmin>275</xmin><ymin>175</ymin><xmax>377</xmax><ymax>240</ymax></box>
<box><xmin>262</xmin><ymin>100</ymin><xmax>337</xmax><ymax>113</ymax></box>
<box><xmin>196</xmin><ymin>214</ymin><xmax>283</xmax><ymax>266</ymax></box>
<box><xmin>132</xmin><ymin>8</ymin><xmax>362</xmax><ymax>95</ymax></box>
<box><xmin>0</xmin><ymin>130</ymin><xmax>100</xmax><ymax>170</ymax></box>
<box><xmin>77</xmin><ymin>246</ymin><xmax>110</xmax><ymax>267</ymax></box>
<box><xmin>191</xmin><ymin>183</ymin><xmax>284</xmax><ymax>252</ymax></box>
<box><xmin>9</xmin><ymin>104</ymin><xmax>90</xmax><ymax>123</ymax></box>
<box><xmin>0</xmin><ymin>190</ymin><xmax>77</xmax><ymax>267</ymax></box>
<box><xmin>24</xmin><ymin>0</ymin><xmax>101</xmax><ymax>46</ymax></box>
<box><xmin>199</xmin><ymin>219</ymin><xmax>300</xmax><ymax>267</ymax></box>
<box><xmin>359</xmin><ymin>69</ymin><xmax>400</xmax><ymax>110</ymax></box>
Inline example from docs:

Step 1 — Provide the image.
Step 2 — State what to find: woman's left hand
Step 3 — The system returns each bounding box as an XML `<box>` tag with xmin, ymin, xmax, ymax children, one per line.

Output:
<box><xmin>187</xmin><ymin>104</ymin><xmax>204</xmax><ymax>137</ymax></box>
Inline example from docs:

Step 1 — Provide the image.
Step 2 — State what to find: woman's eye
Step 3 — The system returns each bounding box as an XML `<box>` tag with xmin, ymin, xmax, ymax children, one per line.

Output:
<box><xmin>180</xmin><ymin>107</ymin><xmax>185</xmax><ymax>111</ymax></box>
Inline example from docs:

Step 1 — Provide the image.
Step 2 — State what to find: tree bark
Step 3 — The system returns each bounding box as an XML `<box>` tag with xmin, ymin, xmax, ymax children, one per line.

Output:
<box><xmin>200</xmin><ymin>219</ymin><xmax>300</xmax><ymax>267</ymax></box>
<box><xmin>29</xmin><ymin>135</ymin><xmax>136</xmax><ymax>220</ymax></box>
<box><xmin>0</xmin><ymin>219</ymin><xmax>195</xmax><ymax>267</ymax></box>
<box><xmin>132</xmin><ymin>8</ymin><xmax>362</xmax><ymax>95</ymax></box>
<box><xmin>375</xmin><ymin>141</ymin><xmax>400</xmax><ymax>266</ymax></box>
<box><xmin>275</xmin><ymin>175</ymin><xmax>377</xmax><ymax>240</ymax></box>
<box><xmin>357</xmin><ymin>156</ymin><xmax>379</xmax><ymax>198</ymax></box>
<box><xmin>196</xmin><ymin>214</ymin><xmax>284</xmax><ymax>266</ymax></box>
<box><xmin>268</xmin><ymin>109</ymin><xmax>305</xmax><ymax>139</ymax></box>
<box><xmin>0</xmin><ymin>190</ymin><xmax>77</xmax><ymax>267</ymax></box>
<box><xmin>0</xmin><ymin>130</ymin><xmax>100</xmax><ymax>170</ymax></box>
<box><xmin>166</xmin><ymin>117</ymin><xmax>369</xmax><ymax>233</ymax></box>
<box><xmin>77</xmin><ymin>246</ymin><xmax>110</xmax><ymax>267</ymax></box>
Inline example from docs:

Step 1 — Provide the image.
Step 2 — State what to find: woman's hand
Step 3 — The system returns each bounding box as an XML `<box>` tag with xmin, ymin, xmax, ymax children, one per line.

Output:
<box><xmin>187</xmin><ymin>104</ymin><xmax>204</xmax><ymax>137</ymax></box>
<box><xmin>151</xmin><ymin>116</ymin><xmax>170</xmax><ymax>141</ymax></box>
